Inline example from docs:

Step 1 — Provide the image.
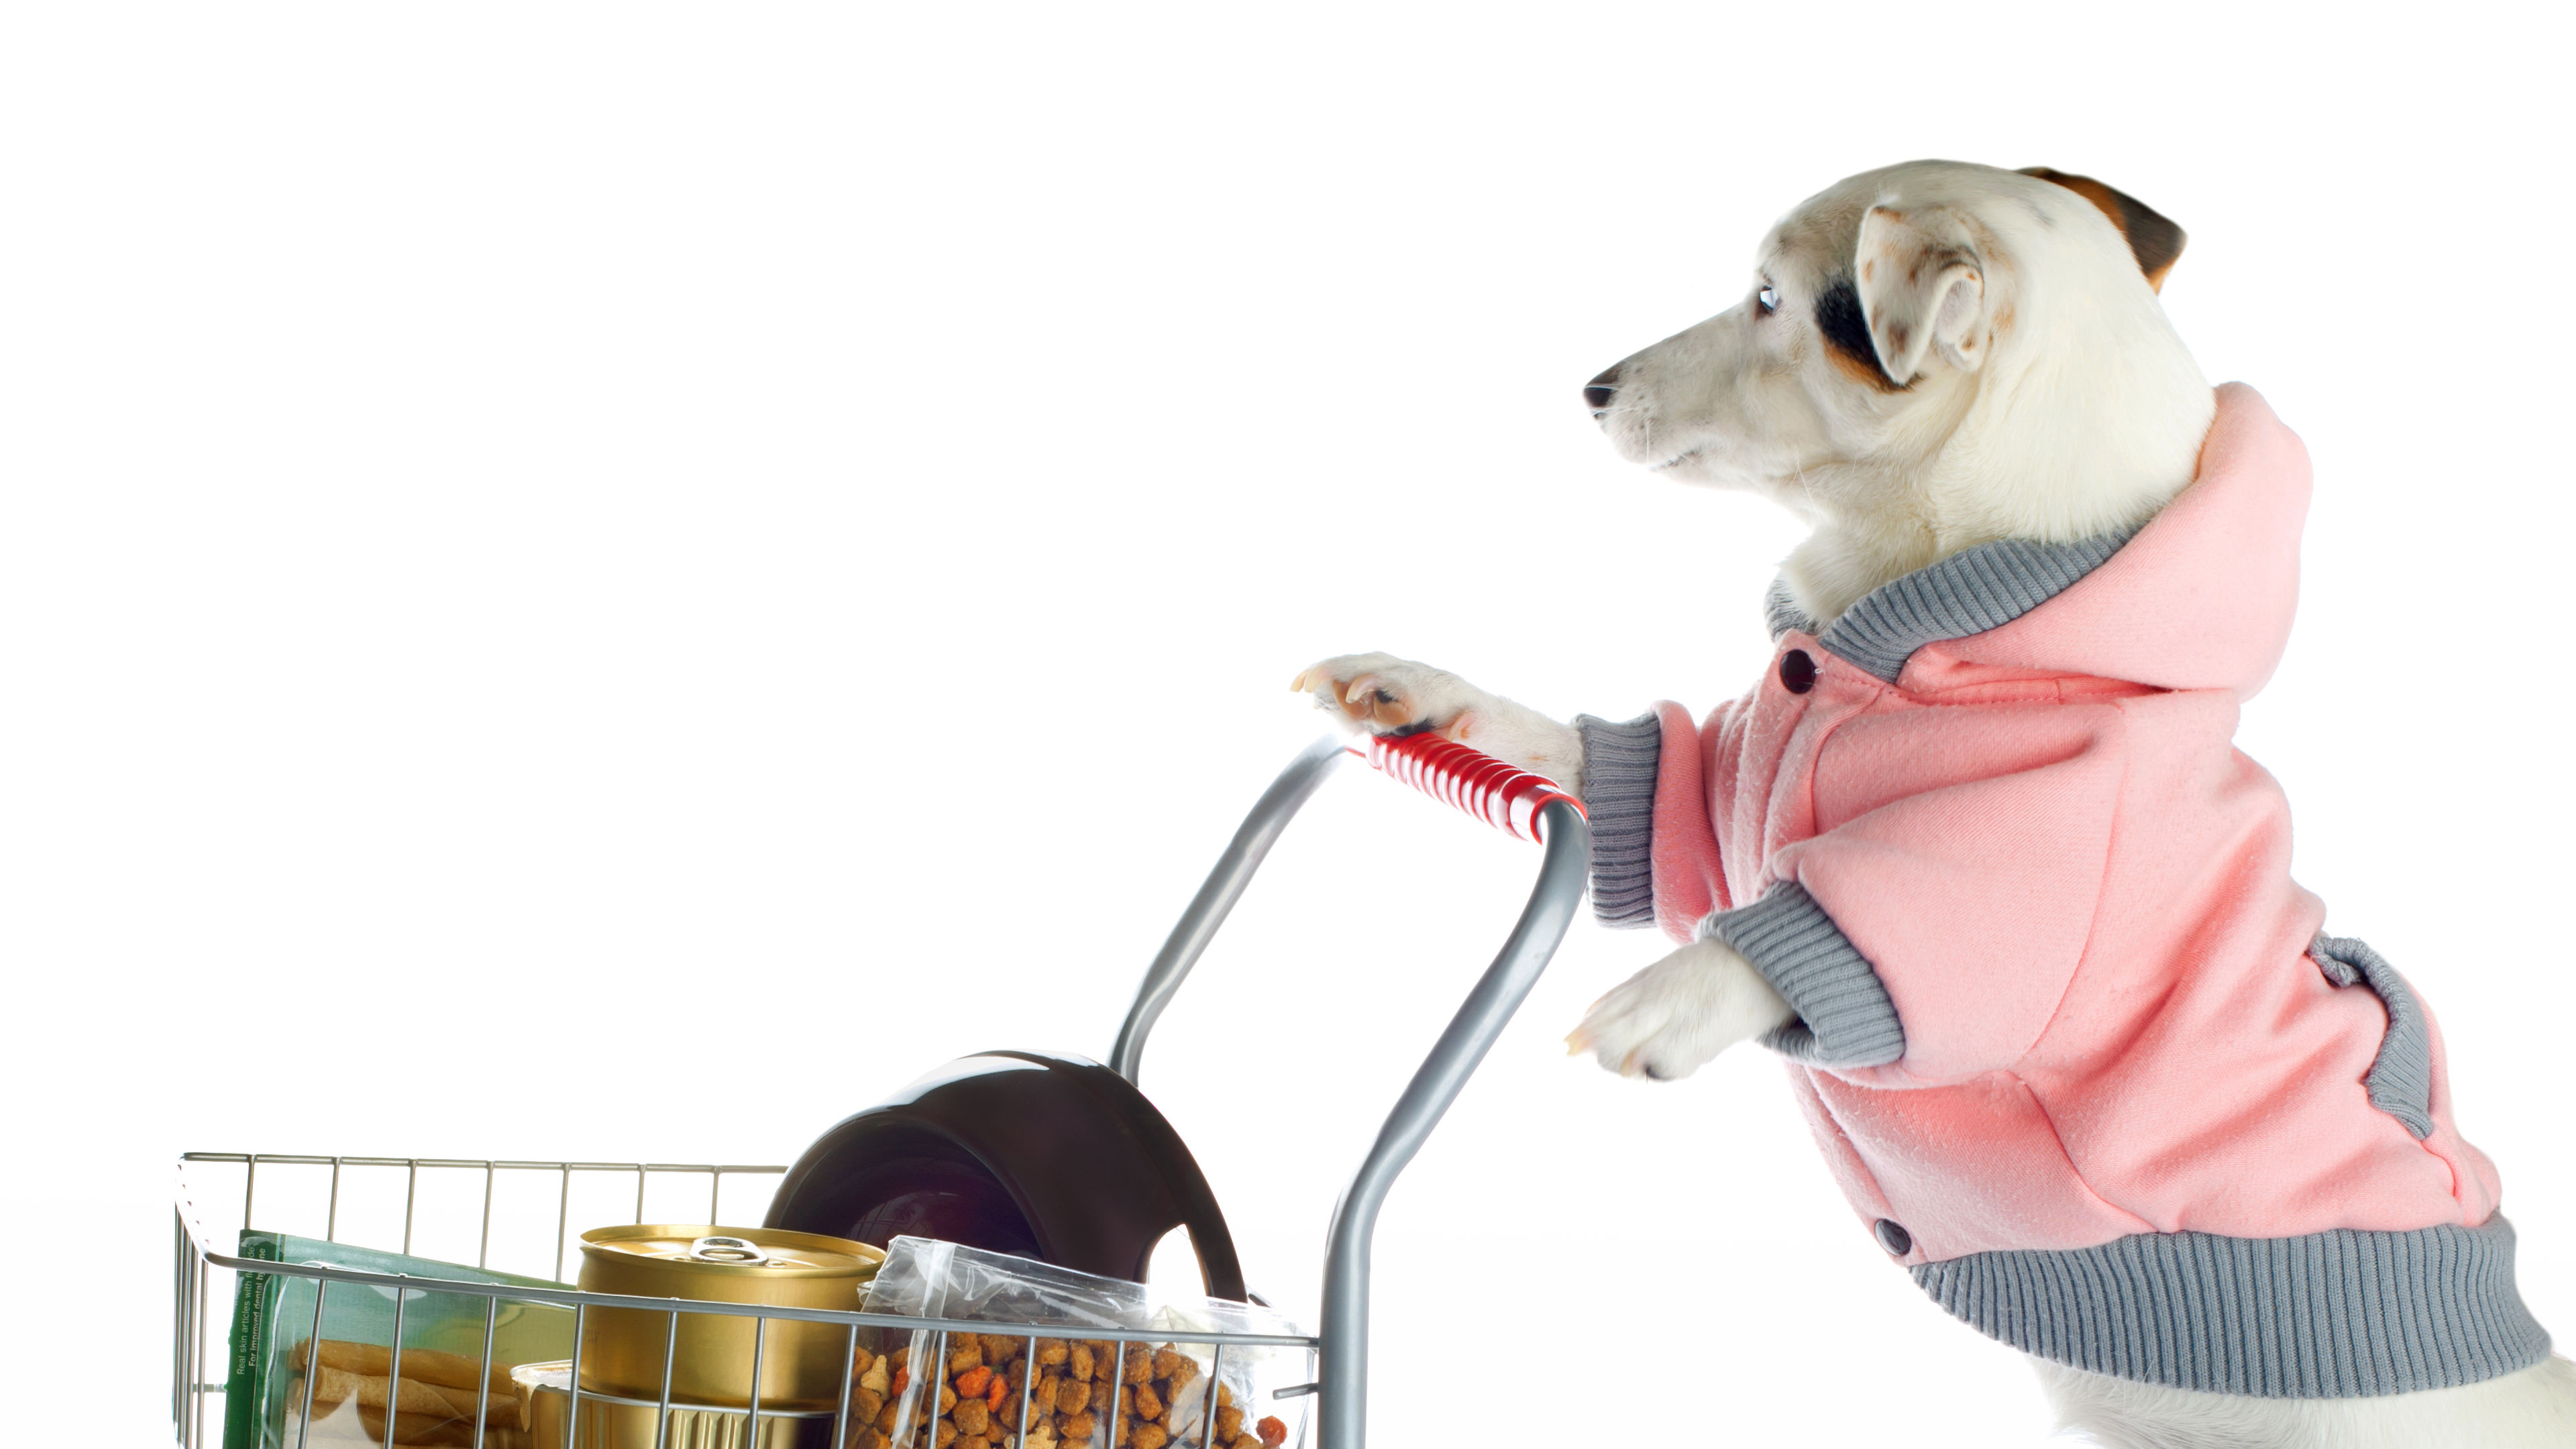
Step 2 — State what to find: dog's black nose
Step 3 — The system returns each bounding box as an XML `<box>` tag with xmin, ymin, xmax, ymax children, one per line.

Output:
<box><xmin>1583</xmin><ymin>364</ymin><xmax>1621</xmax><ymax>416</ymax></box>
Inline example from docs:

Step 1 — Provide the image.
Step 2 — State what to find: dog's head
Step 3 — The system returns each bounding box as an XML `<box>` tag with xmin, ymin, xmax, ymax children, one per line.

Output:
<box><xmin>1588</xmin><ymin>160</ymin><xmax>2214</xmax><ymax>623</ymax></box>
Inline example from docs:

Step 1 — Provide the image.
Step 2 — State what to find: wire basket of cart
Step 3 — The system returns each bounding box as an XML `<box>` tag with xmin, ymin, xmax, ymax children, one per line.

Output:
<box><xmin>174</xmin><ymin>730</ymin><xmax>1591</xmax><ymax>1449</ymax></box>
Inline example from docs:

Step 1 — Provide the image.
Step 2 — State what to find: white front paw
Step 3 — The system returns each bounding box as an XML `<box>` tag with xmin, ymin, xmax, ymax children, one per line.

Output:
<box><xmin>1291</xmin><ymin>652</ymin><xmax>1487</xmax><ymax>737</ymax></box>
<box><xmin>1566</xmin><ymin>938</ymin><xmax>1796</xmax><ymax>1081</ymax></box>
<box><xmin>1289</xmin><ymin>652</ymin><xmax>1586</xmax><ymax>791</ymax></box>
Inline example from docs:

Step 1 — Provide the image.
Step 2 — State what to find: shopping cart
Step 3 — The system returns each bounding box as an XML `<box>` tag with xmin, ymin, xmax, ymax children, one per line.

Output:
<box><xmin>174</xmin><ymin>730</ymin><xmax>1591</xmax><ymax>1449</ymax></box>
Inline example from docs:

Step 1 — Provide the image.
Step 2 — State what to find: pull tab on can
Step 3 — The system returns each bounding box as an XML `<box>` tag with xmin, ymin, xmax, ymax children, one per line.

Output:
<box><xmin>688</xmin><ymin>1234</ymin><xmax>770</xmax><ymax>1265</ymax></box>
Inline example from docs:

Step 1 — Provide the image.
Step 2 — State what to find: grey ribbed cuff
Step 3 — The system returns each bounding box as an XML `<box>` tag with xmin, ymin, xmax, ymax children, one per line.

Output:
<box><xmin>1573</xmin><ymin>712</ymin><xmax>1660</xmax><ymax>928</ymax></box>
<box><xmin>1704</xmin><ymin>881</ymin><xmax>1905</xmax><ymax>1068</ymax></box>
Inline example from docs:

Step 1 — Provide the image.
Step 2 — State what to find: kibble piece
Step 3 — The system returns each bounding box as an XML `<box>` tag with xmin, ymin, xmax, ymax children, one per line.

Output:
<box><xmin>941</xmin><ymin>1385</ymin><xmax>959</xmax><ymax>1414</ymax></box>
<box><xmin>957</xmin><ymin>1366</ymin><xmax>995</xmax><ymax>1399</ymax></box>
<box><xmin>951</xmin><ymin>1340</ymin><xmax>986</xmax><ymax>1374</ymax></box>
<box><xmin>1036</xmin><ymin>1340</ymin><xmax>1070</xmax><ymax>1368</ymax></box>
<box><xmin>932</xmin><ymin>1421</ymin><xmax>958</xmax><ymax>1449</ymax></box>
<box><xmin>1214</xmin><ymin>1405</ymin><xmax>1243</xmax><ymax>1440</ymax></box>
<box><xmin>956</xmin><ymin>1398</ymin><xmax>991</xmax><ymax>1436</ymax></box>
<box><xmin>1149</xmin><ymin>1348</ymin><xmax>1183</xmax><ymax>1381</ymax></box>
<box><xmin>1122</xmin><ymin>1349</ymin><xmax>1151</xmax><ymax>1385</ymax></box>
<box><xmin>1062</xmin><ymin>1411</ymin><xmax>1098</xmax><ymax>1442</ymax></box>
<box><xmin>855</xmin><ymin>1388</ymin><xmax>888</xmax><ymax>1424</ymax></box>
<box><xmin>1254</xmin><ymin>1417</ymin><xmax>1286</xmax><ymax>1449</ymax></box>
<box><xmin>877</xmin><ymin>1400</ymin><xmax>904</xmax><ymax>1433</ymax></box>
<box><xmin>1055</xmin><ymin>1380</ymin><xmax>1091</xmax><ymax>1414</ymax></box>
<box><xmin>1131</xmin><ymin>1384</ymin><xmax>1163</xmax><ymax>1421</ymax></box>
<box><xmin>1132</xmin><ymin>1425</ymin><xmax>1169</xmax><ymax>1449</ymax></box>
<box><xmin>1069</xmin><ymin>1346</ymin><xmax>1095</xmax><ymax>1383</ymax></box>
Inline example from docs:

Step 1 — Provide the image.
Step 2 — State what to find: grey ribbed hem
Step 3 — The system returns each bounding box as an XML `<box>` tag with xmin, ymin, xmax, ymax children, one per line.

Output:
<box><xmin>2311</xmin><ymin>934</ymin><xmax>2435</xmax><ymax>1139</ymax></box>
<box><xmin>1913</xmin><ymin>1217</ymin><xmax>2551</xmax><ymax>1397</ymax></box>
<box><xmin>1573</xmin><ymin>712</ymin><xmax>1660</xmax><ymax>928</ymax></box>
<box><xmin>1705</xmin><ymin>882</ymin><xmax>1904</xmax><ymax>1067</ymax></box>
<box><xmin>1813</xmin><ymin>526</ymin><xmax>2141</xmax><ymax>682</ymax></box>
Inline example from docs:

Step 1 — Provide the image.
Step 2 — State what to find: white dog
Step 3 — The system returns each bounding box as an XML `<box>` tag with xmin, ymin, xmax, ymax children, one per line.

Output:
<box><xmin>1299</xmin><ymin>161</ymin><xmax>2576</xmax><ymax>1448</ymax></box>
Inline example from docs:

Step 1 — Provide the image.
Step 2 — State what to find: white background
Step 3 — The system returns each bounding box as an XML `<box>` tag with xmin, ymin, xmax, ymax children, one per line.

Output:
<box><xmin>7</xmin><ymin>3</ymin><xmax>2575</xmax><ymax>1444</ymax></box>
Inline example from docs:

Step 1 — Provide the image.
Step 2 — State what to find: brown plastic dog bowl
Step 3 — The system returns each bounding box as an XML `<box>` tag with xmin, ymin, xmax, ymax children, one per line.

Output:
<box><xmin>762</xmin><ymin>1050</ymin><xmax>1244</xmax><ymax>1300</ymax></box>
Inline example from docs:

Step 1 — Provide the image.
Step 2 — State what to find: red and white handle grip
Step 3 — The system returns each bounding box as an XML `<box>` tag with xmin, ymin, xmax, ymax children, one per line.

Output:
<box><xmin>1355</xmin><ymin>731</ymin><xmax>1585</xmax><ymax>843</ymax></box>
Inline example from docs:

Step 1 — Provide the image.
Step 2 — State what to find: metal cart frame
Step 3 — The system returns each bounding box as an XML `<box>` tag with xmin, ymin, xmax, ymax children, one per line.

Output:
<box><xmin>174</xmin><ymin>732</ymin><xmax>1590</xmax><ymax>1449</ymax></box>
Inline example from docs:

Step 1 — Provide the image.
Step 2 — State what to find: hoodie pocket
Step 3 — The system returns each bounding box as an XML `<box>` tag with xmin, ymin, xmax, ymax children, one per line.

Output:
<box><xmin>2310</xmin><ymin>933</ymin><xmax>2434</xmax><ymax>1139</ymax></box>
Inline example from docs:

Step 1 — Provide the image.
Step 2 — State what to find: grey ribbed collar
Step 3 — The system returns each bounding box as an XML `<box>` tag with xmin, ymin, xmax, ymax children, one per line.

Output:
<box><xmin>1766</xmin><ymin>525</ymin><xmax>2141</xmax><ymax>683</ymax></box>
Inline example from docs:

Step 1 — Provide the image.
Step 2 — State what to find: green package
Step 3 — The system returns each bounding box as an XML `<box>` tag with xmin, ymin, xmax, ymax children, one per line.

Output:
<box><xmin>220</xmin><ymin>1231</ymin><xmax>574</xmax><ymax>1449</ymax></box>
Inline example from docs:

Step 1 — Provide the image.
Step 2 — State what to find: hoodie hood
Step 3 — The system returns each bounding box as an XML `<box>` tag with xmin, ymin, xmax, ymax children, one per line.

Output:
<box><xmin>1795</xmin><ymin>383</ymin><xmax>2310</xmax><ymax>698</ymax></box>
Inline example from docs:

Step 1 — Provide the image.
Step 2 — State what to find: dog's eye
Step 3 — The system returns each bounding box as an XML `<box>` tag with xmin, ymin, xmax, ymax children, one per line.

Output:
<box><xmin>1757</xmin><ymin>284</ymin><xmax>1780</xmax><ymax>314</ymax></box>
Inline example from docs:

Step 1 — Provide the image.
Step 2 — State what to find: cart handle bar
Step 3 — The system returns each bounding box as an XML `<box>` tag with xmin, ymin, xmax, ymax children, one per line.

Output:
<box><xmin>1357</xmin><ymin>730</ymin><xmax>1584</xmax><ymax>843</ymax></box>
<box><xmin>1110</xmin><ymin>731</ymin><xmax>1581</xmax><ymax>1085</ymax></box>
<box><xmin>1108</xmin><ymin>732</ymin><xmax>1590</xmax><ymax>1449</ymax></box>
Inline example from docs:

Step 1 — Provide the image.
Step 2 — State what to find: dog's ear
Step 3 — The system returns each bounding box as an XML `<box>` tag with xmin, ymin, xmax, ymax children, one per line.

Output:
<box><xmin>2019</xmin><ymin>166</ymin><xmax>2187</xmax><ymax>292</ymax></box>
<box><xmin>1854</xmin><ymin>205</ymin><xmax>1986</xmax><ymax>387</ymax></box>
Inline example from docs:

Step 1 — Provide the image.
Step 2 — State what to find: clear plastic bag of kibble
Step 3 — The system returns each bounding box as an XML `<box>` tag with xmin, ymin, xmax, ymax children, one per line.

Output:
<box><xmin>1138</xmin><ymin>1295</ymin><xmax>1308</xmax><ymax>1449</ymax></box>
<box><xmin>863</xmin><ymin>1236</ymin><xmax>1311</xmax><ymax>1449</ymax></box>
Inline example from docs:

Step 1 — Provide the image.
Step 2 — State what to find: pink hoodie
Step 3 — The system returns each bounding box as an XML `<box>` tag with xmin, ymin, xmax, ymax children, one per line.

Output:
<box><xmin>1574</xmin><ymin>384</ymin><xmax>2548</xmax><ymax>1396</ymax></box>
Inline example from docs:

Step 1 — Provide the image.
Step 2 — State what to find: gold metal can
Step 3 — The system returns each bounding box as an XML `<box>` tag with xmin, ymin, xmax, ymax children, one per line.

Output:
<box><xmin>515</xmin><ymin>1361</ymin><xmax>836</xmax><ymax>1449</ymax></box>
<box><xmin>575</xmin><ymin>1225</ymin><xmax>883</xmax><ymax>1409</ymax></box>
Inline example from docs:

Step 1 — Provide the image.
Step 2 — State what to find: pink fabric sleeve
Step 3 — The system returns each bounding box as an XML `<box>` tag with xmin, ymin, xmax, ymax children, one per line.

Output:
<box><xmin>1648</xmin><ymin>699</ymin><xmax>1729</xmax><ymax>945</ymax></box>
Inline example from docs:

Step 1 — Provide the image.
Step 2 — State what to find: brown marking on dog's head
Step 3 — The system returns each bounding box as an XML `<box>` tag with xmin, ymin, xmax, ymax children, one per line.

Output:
<box><xmin>1815</xmin><ymin>272</ymin><xmax>1907</xmax><ymax>393</ymax></box>
<box><xmin>2019</xmin><ymin>166</ymin><xmax>2186</xmax><ymax>291</ymax></box>
<box><xmin>1827</xmin><ymin>337</ymin><xmax>1900</xmax><ymax>390</ymax></box>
